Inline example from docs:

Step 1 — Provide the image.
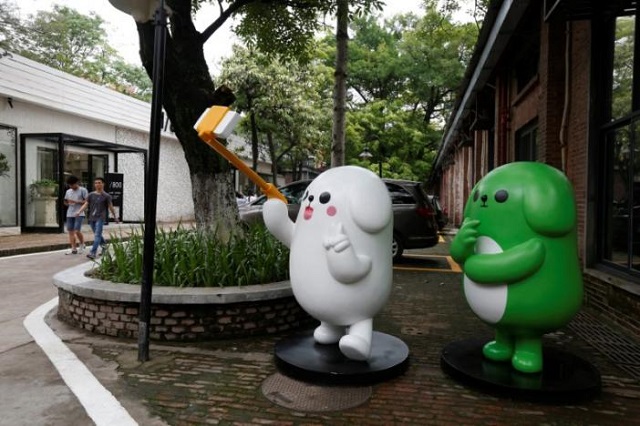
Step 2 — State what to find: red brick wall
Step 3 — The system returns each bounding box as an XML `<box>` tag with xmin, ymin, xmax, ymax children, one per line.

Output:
<box><xmin>584</xmin><ymin>271</ymin><xmax>640</xmax><ymax>338</ymax></box>
<box><xmin>57</xmin><ymin>289</ymin><xmax>313</xmax><ymax>341</ymax></box>
<box><xmin>565</xmin><ymin>21</ymin><xmax>591</xmax><ymax>265</ymax></box>
<box><xmin>538</xmin><ymin>18</ymin><xmax>566</xmax><ymax>169</ymax></box>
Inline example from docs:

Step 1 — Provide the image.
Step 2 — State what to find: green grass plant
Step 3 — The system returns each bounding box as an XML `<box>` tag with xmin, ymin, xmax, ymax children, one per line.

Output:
<box><xmin>95</xmin><ymin>224</ymin><xmax>289</xmax><ymax>287</ymax></box>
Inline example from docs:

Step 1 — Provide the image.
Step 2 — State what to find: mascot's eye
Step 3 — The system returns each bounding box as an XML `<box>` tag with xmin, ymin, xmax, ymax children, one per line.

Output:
<box><xmin>495</xmin><ymin>190</ymin><xmax>509</xmax><ymax>203</ymax></box>
<box><xmin>473</xmin><ymin>190</ymin><xmax>479</xmax><ymax>202</ymax></box>
<box><xmin>302</xmin><ymin>191</ymin><xmax>308</xmax><ymax>201</ymax></box>
<box><xmin>319</xmin><ymin>192</ymin><xmax>331</xmax><ymax>204</ymax></box>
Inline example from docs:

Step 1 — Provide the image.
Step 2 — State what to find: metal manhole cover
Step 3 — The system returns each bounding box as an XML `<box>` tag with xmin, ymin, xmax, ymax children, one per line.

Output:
<box><xmin>401</xmin><ymin>326</ymin><xmax>427</xmax><ymax>336</ymax></box>
<box><xmin>261</xmin><ymin>373</ymin><xmax>372</xmax><ymax>412</ymax></box>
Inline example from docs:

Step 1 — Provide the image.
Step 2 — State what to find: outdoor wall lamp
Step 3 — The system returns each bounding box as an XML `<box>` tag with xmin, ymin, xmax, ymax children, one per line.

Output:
<box><xmin>108</xmin><ymin>0</ymin><xmax>161</xmax><ymax>22</ymax></box>
<box><xmin>359</xmin><ymin>146</ymin><xmax>382</xmax><ymax>177</ymax></box>
<box><xmin>7</xmin><ymin>97</ymin><xmax>13</xmax><ymax>108</ymax></box>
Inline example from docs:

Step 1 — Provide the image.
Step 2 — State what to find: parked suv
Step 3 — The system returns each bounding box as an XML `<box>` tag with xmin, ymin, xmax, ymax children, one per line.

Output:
<box><xmin>428</xmin><ymin>195</ymin><xmax>449</xmax><ymax>230</ymax></box>
<box><xmin>239</xmin><ymin>178</ymin><xmax>440</xmax><ymax>261</ymax></box>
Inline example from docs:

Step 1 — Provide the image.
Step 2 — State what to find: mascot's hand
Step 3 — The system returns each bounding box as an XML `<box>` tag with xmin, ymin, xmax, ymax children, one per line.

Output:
<box><xmin>450</xmin><ymin>218</ymin><xmax>480</xmax><ymax>264</ymax></box>
<box><xmin>323</xmin><ymin>222</ymin><xmax>371</xmax><ymax>283</ymax></box>
<box><xmin>263</xmin><ymin>198</ymin><xmax>293</xmax><ymax>248</ymax></box>
<box><xmin>323</xmin><ymin>222</ymin><xmax>351</xmax><ymax>253</ymax></box>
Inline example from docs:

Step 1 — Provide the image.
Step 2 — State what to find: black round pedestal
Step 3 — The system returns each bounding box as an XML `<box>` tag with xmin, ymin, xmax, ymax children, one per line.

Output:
<box><xmin>275</xmin><ymin>331</ymin><xmax>410</xmax><ymax>385</ymax></box>
<box><xmin>440</xmin><ymin>339</ymin><xmax>601</xmax><ymax>403</ymax></box>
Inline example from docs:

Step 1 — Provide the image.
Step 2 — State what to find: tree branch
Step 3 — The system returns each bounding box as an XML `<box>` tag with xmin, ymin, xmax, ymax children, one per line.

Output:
<box><xmin>200</xmin><ymin>0</ymin><xmax>254</xmax><ymax>43</ymax></box>
<box><xmin>352</xmin><ymin>86</ymin><xmax>370</xmax><ymax>103</ymax></box>
<box><xmin>200</xmin><ymin>0</ymin><xmax>323</xmax><ymax>43</ymax></box>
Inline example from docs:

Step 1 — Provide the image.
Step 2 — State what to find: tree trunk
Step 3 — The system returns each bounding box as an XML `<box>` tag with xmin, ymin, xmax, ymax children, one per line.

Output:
<box><xmin>266</xmin><ymin>131</ymin><xmax>278</xmax><ymax>183</ymax></box>
<box><xmin>136</xmin><ymin>1</ymin><xmax>237</xmax><ymax>231</ymax></box>
<box><xmin>331</xmin><ymin>0</ymin><xmax>349</xmax><ymax>168</ymax></box>
<box><xmin>249</xmin><ymin>108</ymin><xmax>259</xmax><ymax>192</ymax></box>
<box><xmin>190</xmin><ymin>170</ymin><xmax>237</xmax><ymax>236</ymax></box>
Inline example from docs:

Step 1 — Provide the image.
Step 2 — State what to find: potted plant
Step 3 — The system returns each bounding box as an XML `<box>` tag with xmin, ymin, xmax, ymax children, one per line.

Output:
<box><xmin>0</xmin><ymin>153</ymin><xmax>9</xmax><ymax>178</ymax></box>
<box><xmin>30</xmin><ymin>178</ymin><xmax>58</xmax><ymax>197</ymax></box>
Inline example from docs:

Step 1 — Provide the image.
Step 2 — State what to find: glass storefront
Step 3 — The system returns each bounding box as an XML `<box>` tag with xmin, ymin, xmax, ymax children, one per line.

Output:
<box><xmin>0</xmin><ymin>125</ymin><xmax>17</xmax><ymax>227</ymax></box>
<box><xmin>598</xmin><ymin>10</ymin><xmax>640</xmax><ymax>274</ymax></box>
<box><xmin>20</xmin><ymin>133</ymin><xmax>146</xmax><ymax>232</ymax></box>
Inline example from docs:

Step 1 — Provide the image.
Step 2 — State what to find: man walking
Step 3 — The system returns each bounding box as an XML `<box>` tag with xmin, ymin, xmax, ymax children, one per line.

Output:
<box><xmin>63</xmin><ymin>175</ymin><xmax>87</xmax><ymax>255</ymax></box>
<box><xmin>77</xmin><ymin>177</ymin><xmax>119</xmax><ymax>260</ymax></box>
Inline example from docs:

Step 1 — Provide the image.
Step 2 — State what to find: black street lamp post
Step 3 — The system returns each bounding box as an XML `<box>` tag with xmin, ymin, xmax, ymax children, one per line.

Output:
<box><xmin>138</xmin><ymin>0</ymin><xmax>167</xmax><ymax>362</ymax></box>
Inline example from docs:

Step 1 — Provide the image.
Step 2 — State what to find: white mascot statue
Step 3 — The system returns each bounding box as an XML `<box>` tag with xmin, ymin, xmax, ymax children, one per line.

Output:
<box><xmin>263</xmin><ymin>166</ymin><xmax>393</xmax><ymax>361</ymax></box>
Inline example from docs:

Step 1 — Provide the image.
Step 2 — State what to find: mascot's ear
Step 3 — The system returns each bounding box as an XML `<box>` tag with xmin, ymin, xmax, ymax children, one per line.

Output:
<box><xmin>349</xmin><ymin>178</ymin><xmax>392</xmax><ymax>234</ymax></box>
<box><xmin>523</xmin><ymin>164</ymin><xmax>576</xmax><ymax>237</ymax></box>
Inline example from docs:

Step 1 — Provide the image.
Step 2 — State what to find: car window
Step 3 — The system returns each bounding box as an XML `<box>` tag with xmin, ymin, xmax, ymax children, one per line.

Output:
<box><xmin>251</xmin><ymin>181</ymin><xmax>310</xmax><ymax>206</ymax></box>
<box><xmin>252</xmin><ymin>195</ymin><xmax>268</xmax><ymax>206</ymax></box>
<box><xmin>386</xmin><ymin>183</ymin><xmax>416</xmax><ymax>205</ymax></box>
<box><xmin>280</xmin><ymin>182</ymin><xmax>310</xmax><ymax>204</ymax></box>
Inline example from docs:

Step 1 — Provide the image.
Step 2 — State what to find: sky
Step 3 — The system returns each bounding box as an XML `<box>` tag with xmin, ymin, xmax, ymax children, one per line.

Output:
<box><xmin>16</xmin><ymin>0</ymin><xmax>430</xmax><ymax>73</ymax></box>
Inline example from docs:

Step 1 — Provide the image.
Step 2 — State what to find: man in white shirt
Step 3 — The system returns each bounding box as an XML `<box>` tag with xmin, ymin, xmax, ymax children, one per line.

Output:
<box><xmin>63</xmin><ymin>175</ymin><xmax>87</xmax><ymax>254</ymax></box>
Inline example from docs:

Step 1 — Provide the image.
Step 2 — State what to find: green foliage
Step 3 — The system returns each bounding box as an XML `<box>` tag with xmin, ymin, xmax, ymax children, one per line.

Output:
<box><xmin>217</xmin><ymin>1</ymin><xmax>479</xmax><ymax>183</ymax></box>
<box><xmin>0</xmin><ymin>1</ymin><xmax>151</xmax><ymax>101</ymax></box>
<box><xmin>314</xmin><ymin>1</ymin><xmax>478</xmax><ymax>181</ymax></box>
<box><xmin>218</xmin><ymin>45</ymin><xmax>333</xmax><ymax>178</ymax></box>
<box><xmin>235</xmin><ymin>1</ymin><xmax>322</xmax><ymax>63</ymax></box>
<box><xmin>398</xmin><ymin>1</ymin><xmax>478</xmax><ymax>125</ymax></box>
<box><xmin>103</xmin><ymin>58</ymin><xmax>153</xmax><ymax>102</ymax></box>
<box><xmin>22</xmin><ymin>6</ymin><xmax>108</xmax><ymax>77</ymax></box>
<box><xmin>232</xmin><ymin>0</ymin><xmax>383</xmax><ymax>62</ymax></box>
<box><xmin>612</xmin><ymin>16</ymin><xmax>634</xmax><ymax>120</ymax></box>
<box><xmin>94</xmin><ymin>225</ymin><xmax>290</xmax><ymax>287</ymax></box>
<box><xmin>0</xmin><ymin>152</ymin><xmax>9</xmax><ymax>178</ymax></box>
<box><xmin>30</xmin><ymin>178</ymin><xmax>57</xmax><ymax>188</ymax></box>
<box><xmin>0</xmin><ymin>0</ymin><xmax>20</xmax><ymax>52</ymax></box>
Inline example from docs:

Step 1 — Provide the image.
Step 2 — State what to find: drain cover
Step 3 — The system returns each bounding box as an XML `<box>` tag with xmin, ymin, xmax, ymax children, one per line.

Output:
<box><xmin>261</xmin><ymin>373</ymin><xmax>372</xmax><ymax>412</ymax></box>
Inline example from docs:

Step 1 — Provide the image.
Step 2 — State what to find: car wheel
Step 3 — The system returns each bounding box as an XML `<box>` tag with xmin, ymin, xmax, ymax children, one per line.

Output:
<box><xmin>392</xmin><ymin>233</ymin><xmax>404</xmax><ymax>262</ymax></box>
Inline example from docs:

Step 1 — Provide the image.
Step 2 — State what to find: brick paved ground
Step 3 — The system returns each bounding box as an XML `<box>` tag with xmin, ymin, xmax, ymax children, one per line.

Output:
<box><xmin>78</xmin><ymin>238</ymin><xmax>640</xmax><ymax>425</ymax></box>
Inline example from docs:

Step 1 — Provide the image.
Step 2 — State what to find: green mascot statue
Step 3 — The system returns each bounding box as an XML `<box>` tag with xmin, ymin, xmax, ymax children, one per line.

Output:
<box><xmin>450</xmin><ymin>162</ymin><xmax>582</xmax><ymax>374</ymax></box>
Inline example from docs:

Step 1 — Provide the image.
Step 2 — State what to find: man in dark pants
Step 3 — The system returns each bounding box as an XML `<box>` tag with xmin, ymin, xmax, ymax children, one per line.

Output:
<box><xmin>77</xmin><ymin>177</ymin><xmax>119</xmax><ymax>260</ymax></box>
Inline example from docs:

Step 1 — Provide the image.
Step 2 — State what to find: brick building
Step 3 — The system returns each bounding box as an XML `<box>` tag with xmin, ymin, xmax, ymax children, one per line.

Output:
<box><xmin>430</xmin><ymin>1</ymin><xmax>640</xmax><ymax>337</ymax></box>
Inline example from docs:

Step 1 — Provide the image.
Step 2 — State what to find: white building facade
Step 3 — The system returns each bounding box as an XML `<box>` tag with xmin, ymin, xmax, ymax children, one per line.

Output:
<box><xmin>0</xmin><ymin>53</ymin><xmax>280</xmax><ymax>235</ymax></box>
<box><xmin>0</xmin><ymin>52</ymin><xmax>195</xmax><ymax>235</ymax></box>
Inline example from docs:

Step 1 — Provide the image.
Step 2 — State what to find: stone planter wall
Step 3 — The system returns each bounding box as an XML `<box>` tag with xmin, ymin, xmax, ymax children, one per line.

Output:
<box><xmin>54</xmin><ymin>263</ymin><xmax>313</xmax><ymax>342</ymax></box>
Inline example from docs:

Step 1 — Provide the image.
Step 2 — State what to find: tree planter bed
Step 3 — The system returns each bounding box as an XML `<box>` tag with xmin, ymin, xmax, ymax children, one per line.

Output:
<box><xmin>53</xmin><ymin>262</ymin><xmax>312</xmax><ymax>341</ymax></box>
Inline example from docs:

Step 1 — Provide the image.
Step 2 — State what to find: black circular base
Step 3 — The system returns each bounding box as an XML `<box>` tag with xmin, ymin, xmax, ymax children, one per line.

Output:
<box><xmin>440</xmin><ymin>338</ymin><xmax>601</xmax><ymax>403</ymax></box>
<box><xmin>274</xmin><ymin>331</ymin><xmax>410</xmax><ymax>385</ymax></box>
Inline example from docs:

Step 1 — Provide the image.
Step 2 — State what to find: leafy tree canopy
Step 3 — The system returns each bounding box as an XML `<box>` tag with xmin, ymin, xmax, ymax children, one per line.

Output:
<box><xmin>315</xmin><ymin>0</ymin><xmax>478</xmax><ymax>181</ymax></box>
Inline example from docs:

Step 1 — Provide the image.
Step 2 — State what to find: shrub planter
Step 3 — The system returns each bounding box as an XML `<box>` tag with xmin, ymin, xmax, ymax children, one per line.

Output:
<box><xmin>53</xmin><ymin>262</ymin><xmax>313</xmax><ymax>342</ymax></box>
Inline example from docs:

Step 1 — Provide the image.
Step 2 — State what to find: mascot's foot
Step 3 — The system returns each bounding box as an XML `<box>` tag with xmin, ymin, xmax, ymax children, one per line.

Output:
<box><xmin>314</xmin><ymin>323</ymin><xmax>344</xmax><ymax>345</ymax></box>
<box><xmin>512</xmin><ymin>351</ymin><xmax>543</xmax><ymax>374</ymax></box>
<box><xmin>339</xmin><ymin>335</ymin><xmax>371</xmax><ymax>361</ymax></box>
<box><xmin>483</xmin><ymin>340</ymin><xmax>513</xmax><ymax>362</ymax></box>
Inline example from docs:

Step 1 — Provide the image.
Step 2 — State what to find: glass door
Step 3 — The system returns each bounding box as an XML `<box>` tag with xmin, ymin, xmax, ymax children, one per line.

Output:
<box><xmin>23</xmin><ymin>138</ymin><xmax>60</xmax><ymax>230</ymax></box>
<box><xmin>89</xmin><ymin>155</ymin><xmax>108</xmax><ymax>190</ymax></box>
<box><xmin>0</xmin><ymin>126</ymin><xmax>17</xmax><ymax>227</ymax></box>
<box><xmin>64</xmin><ymin>150</ymin><xmax>89</xmax><ymax>187</ymax></box>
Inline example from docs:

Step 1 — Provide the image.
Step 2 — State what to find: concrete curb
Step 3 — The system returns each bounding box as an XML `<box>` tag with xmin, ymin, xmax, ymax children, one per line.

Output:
<box><xmin>53</xmin><ymin>262</ymin><xmax>293</xmax><ymax>304</ymax></box>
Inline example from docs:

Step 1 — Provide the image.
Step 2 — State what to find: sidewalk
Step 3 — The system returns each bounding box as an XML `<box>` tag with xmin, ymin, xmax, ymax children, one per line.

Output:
<box><xmin>5</xmin><ymin>230</ymin><xmax>640</xmax><ymax>424</ymax></box>
<box><xmin>0</xmin><ymin>222</ymin><xmax>191</xmax><ymax>257</ymax></box>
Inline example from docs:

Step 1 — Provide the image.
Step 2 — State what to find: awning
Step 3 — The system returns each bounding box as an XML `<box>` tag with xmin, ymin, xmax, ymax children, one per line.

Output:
<box><xmin>544</xmin><ymin>0</ymin><xmax>637</xmax><ymax>21</ymax></box>
<box><xmin>21</xmin><ymin>133</ymin><xmax>147</xmax><ymax>154</ymax></box>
